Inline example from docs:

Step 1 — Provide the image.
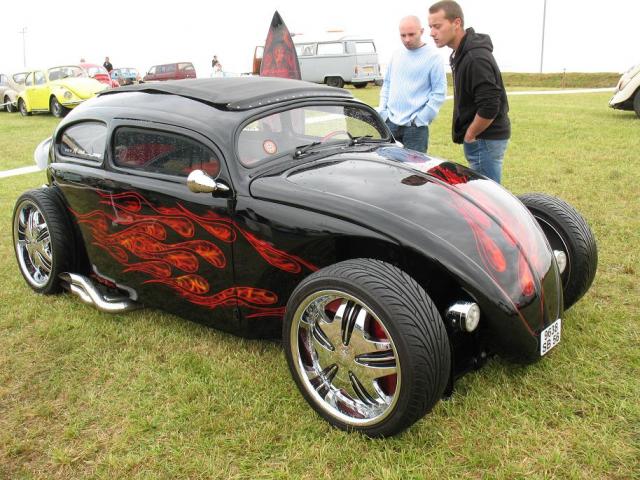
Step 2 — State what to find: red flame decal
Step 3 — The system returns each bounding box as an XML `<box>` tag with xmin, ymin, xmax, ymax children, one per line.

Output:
<box><xmin>72</xmin><ymin>190</ymin><xmax>318</xmax><ymax>318</ymax></box>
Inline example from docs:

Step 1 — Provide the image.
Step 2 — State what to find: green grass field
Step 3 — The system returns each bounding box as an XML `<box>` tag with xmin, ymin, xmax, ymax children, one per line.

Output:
<box><xmin>1</xmin><ymin>88</ymin><xmax>639</xmax><ymax>479</ymax></box>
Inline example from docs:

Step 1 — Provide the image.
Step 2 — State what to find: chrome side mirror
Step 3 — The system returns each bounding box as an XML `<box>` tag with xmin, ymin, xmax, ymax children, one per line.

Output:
<box><xmin>187</xmin><ymin>169</ymin><xmax>230</xmax><ymax>196</ymax></box>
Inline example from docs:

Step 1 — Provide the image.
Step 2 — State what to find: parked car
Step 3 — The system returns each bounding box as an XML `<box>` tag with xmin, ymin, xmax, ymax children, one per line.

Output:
<box><xmin>143</xmin><ymin>62</ymin><xmax>196</xmax><ymax>82</ymax></box>
<box><xmin>609</xmin><ymin>63</ymin><xmax>640</xmax><ymax>118</ymax></box>
<box><xmin>13</xmin><ymin>77</ymin><xmax>597</xmax><ymax>437</ymax></box>
<box><xmin>1</xmin><ymin>71</ymin><xmax>28</xmax><ymax>112</ymax></box>
<box><xmin>254</xmin><ymin>36</ymin><xmax>384</xmax><ymax>88</ymax></box>
<box><xmin>17</xmin><ymin>66</ymin><xmax>108</xmax><ymax>117</ymax></box>
<box><xmin>79</xmin><ymin>63</ymin><xmax>120</xmax><ymax>88</ymax></box>
<box><xmin>110</xmin><ymin>67</ymin><xmax>142</xmax><ymax>86</ymax></box>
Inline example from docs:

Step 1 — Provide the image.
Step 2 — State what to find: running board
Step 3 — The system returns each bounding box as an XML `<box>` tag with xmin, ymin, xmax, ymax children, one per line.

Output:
<box><xmin>59</xmin><ymin>272</ymin><xmax>139</xmax><ymax>313</ymax></box>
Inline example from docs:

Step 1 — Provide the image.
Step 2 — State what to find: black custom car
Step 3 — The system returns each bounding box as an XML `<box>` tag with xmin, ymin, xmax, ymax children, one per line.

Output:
<box><xmin>12</xmin><ymin>77</ymin><xmax>597</xmax><ymax>436</ymax></box>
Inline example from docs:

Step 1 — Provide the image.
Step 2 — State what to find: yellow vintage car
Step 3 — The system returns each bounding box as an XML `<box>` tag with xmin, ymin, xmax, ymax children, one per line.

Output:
<box><xmin>17</xmin><ymin>65</ymin><xmax>108</xmax><ymax>118</ymax></box>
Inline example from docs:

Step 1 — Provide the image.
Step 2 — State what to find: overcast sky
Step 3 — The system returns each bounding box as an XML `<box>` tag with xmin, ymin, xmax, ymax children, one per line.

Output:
<box><xmin>2</xmin><ymin>0</ymin><xmax>638</xmax><ymax>77</ymax></box>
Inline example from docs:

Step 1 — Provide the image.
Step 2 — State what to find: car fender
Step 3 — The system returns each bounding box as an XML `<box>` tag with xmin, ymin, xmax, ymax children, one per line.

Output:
<box><xmin>610</xmin><ymin>64</ymin><xmax>640</xmax><ymax>106</ymax></box>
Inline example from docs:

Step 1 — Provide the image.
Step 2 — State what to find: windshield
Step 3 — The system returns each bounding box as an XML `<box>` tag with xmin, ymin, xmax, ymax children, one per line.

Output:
<box><xmin>237</xmin><ymin>104</ymin><xmax>388</xmax><ymax>167</ymax></box>
<box><xmin>86</xmin><ymin>66</ymin><xmax>109</xmax><ymax>77</ymax></box>
<box><xmin>47</xmin><ymin>66</ymin><xmax>85</xmax><ymax>81</ymax></box>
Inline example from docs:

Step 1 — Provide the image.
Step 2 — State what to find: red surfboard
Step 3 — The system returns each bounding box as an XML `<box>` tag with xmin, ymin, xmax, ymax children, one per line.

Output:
<box><xmin>260</xmin><ymin>11</ymin><xmax>301</xmax><ymax>80</ymax></box>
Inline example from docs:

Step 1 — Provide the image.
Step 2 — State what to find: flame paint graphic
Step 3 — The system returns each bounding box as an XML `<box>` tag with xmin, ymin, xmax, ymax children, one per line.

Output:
<box><xmin>71</xmin><ymin>191</ymin><xmax>318</xmax><ymax>318</ymax></box>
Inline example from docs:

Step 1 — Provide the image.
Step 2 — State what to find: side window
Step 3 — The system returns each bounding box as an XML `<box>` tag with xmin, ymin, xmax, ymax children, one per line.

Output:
<box><xmin>24</xmin><ymin>73</ymin><xmax>34</xmax><ymax>86</ymax></box>
<box><xmin>166</xmin><ymin>64</ymin><xmax>177</xmax><ymax>73</ymax></box>
<box><xmin>298</xmin><ymin>44</ymin><xmax>315</xmax><ymax>56</ymax></box>
<box><xmin>317</xmin><ymin>42</ymin><xmax>344</xmax><ymax>55</ymax></box>
<box><xmin>13</xmin><ymin>72</ymin><xmax>28</xmax><ymax>84</ymax></box>
<box><xmin>148</xmin><ymin>66</ymin><xmax>156</xmax><ymax>75</ymax></box>
<box><xmin>60</xmin><ymin>122</ymin><xmax>107</xmax><ymax>161</ymax></box>
<box><xmin>355</xmin><ymin>42</ymin><xmax>376</xmax><ymax>54</ymax></box>
<box><xmin>34</xmin><ymin>71</ymin><xmax>46</xmax><ymax>85</ymax></box>
<box><xmin>113</xmin><ymin>128</ymin><xmax>221</xmax><ymax>178</ymax></box>
<box><xmin>179</xmin><ymin>63</ymin><xmax>194</xmax><ymax>71</ymax></box>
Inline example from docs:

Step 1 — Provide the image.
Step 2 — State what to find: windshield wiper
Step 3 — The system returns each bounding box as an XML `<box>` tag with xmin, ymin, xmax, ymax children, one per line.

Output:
<box><xmin>293</xmin><ymin>141</ymin><xmax>322</xmax><ymax>158</ymax></box>
<box><xmin>350</xmin><ymin>134</ymin><xmax>373</xmax><ymax>145</ymax></box>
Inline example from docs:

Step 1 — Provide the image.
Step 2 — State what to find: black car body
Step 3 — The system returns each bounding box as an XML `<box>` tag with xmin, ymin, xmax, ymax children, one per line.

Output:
<box><xmin>13</xmin><ymin>77</ymin><xmax>597</xmax><ymax>436</ymax></box>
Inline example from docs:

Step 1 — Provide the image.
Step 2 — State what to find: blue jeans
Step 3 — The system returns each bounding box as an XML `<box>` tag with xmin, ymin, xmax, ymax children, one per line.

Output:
<box><xmin>463</xmin><ymin>138</ymin><xmax>509</xmax><ymax>183</ymax></box>
<box><xmin>386</xmin><ymin>119</ymin><xmax>429</xmax><ymax>153</ymax></box>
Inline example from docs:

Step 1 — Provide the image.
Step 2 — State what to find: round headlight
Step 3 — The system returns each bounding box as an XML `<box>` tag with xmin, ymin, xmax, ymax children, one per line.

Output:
<box><xmin>63</xmin><ymin>90</ymin><xmax>72</xmax><ymax>99</ymax></box>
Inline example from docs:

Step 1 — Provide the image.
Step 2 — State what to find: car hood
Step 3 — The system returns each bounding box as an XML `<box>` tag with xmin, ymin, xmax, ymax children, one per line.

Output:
<box><xmin>52</xmin><ymin>77</ymin><xmax>107</xmax><ymax>97</ymax></box>
<box><xmin>250</xmin><ymin>146</ymin><xmax>561</xmax><ymax>359</ymax></box>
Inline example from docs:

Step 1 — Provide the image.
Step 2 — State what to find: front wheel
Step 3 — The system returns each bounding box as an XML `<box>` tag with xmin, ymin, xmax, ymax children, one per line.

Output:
<box><xmin>519</xmin><ymin>193</ymin><xmax>597</xmax><ymax>310</ymax></box>
<box><xmin>283</xmin><ymin>258</ymin><xmax>450</xmax><ymax>437</ymax></box>
<box><xmin>50</xmin><ymin>96</ymin><xmax>69</xmax><ymax>118</ymax></box>
<box><xmin>18</xmin><ymin>98</ymin><xmax>31</xmax><ymax>116</ymax></box>
<box><xmin>325</xmin><ymin>76</ymin><xmax>344</xmax><ymax>88</ymax></box>
<box><xmin>13</xmin><ymin>188</ymin><xmax>75</xmax><ymax>294</ymax></box>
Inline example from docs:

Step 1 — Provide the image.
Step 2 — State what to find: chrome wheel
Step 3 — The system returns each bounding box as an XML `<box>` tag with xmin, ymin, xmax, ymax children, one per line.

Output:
<box><xmin>14</xmin><ymin>200</ymin><xmax>53</xmax><ymax>288</ymax></box>
<box><xmin>290</xmin><ymin>289</ymin><xmax>400</xmax><ymax>426</ymax></box>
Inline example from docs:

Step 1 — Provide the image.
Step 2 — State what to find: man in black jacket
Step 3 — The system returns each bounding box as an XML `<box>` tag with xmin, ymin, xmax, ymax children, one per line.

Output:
<box><xmin>428</xmin><ymin>1</ymin><xmax>510</xmax><ymax>183</ymax></box>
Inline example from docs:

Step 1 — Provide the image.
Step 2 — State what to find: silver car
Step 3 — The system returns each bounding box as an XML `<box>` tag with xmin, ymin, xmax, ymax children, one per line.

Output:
<box><xmin>1</xmin><ymin>71</ymin><xmax>28</xmax><ymax>113</ymax></box>
<box><xmin>609</xmin><ymin>63</ymin><xmax>640</xmax><ymax>118</ymax></box>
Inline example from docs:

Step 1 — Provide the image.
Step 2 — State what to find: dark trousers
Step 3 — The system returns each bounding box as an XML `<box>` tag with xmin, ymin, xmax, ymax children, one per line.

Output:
<box><xmin>386</xmin><ymin>119</ymin><xmax>429</xmax><ymax>153</ymax></box>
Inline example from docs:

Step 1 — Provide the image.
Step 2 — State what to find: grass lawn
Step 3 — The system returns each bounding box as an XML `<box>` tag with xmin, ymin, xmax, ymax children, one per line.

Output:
<box><xmin>1</xmin><ymin>90</ymin><xmax>639</xmax><ymax>479</ymax></box>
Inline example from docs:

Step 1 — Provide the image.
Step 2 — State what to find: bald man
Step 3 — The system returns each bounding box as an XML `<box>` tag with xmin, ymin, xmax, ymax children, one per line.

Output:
<box><xmin>378</xmin><ymin>15</ymin><xmax>446</xmax><ymax>153</ymax></box>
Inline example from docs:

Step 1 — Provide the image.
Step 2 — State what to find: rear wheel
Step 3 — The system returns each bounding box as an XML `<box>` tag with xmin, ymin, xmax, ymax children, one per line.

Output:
<box><xmin>13</xmin><ymin>188</ymin><xmax>75</xmax><ymax>294</ymax></box>
<box><xmin>284</xmin><ymin>258</ymin><xmax>450</xmax><ymax>437</ymax></box>
<box><xmin>325</xmin><ymin>76</ymin><xmax>344</xmax><ymax>88</ymax></box>
<box><xmin>18</xmin><ymin>98</ymin><xmax>31</xmax><ymax>116</ymax></box>
<box><xmin>633</xmin><ymin>90</ymin><xmax>640</xmax><ymax>118</ymax></box>
<box><xmin>50</xmin><ymin>96</ymin><xmax>69</xmax><ymax>118</ymax></box>
<box><xmin>518</xmin><ymin>193</ymin><xmax>597</xmax><ymax>310</ymax></box>
<box><xmin>353</xmin><ymin>82</ymin><xmax>367</xmax><ymax>89</ymax></box>
<box><xmin>5</xmin><ymin>96</ymin><xmax>16</xmax><ymax>113</ymax></box>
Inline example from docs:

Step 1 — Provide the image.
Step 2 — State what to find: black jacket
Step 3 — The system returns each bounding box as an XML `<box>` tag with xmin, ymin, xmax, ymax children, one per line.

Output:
<box><xmin>450</xmin><ymin>28</ymin><xmax>510</xmax><ymax>144</ymax></box>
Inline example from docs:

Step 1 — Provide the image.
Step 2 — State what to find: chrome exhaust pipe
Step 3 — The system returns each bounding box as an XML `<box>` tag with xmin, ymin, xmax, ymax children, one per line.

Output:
<box><xmin>59</xmin><ymin>272</ymin><xmax>138</xmax><ymax>313</ymax></box>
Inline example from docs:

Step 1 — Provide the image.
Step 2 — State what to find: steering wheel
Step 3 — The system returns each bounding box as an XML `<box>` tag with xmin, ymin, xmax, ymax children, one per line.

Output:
<box><xmin>320</xmin><ymin>130</ymin><xmax>352</xmax><ymax>143</ymax></box>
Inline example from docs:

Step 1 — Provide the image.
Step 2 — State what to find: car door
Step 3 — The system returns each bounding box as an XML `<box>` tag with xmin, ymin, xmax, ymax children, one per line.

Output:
<box><xmin>54</xmin><ymin>120</ymin><xmax>239</xmax><ymax>329</ymax></box>
<box><xmin>31</xmin><ymin>71</ymin><xmax>50</xmax><ymax>110</ymax></box>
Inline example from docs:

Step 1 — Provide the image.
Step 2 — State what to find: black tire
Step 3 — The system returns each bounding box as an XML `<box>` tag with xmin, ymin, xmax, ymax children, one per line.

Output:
<box><xmin>518</xmin><ymin>193</ymin><xmax>597</xmax><ymax>310</ymax></box>
<box><xmin>374</xmin><ymin>79</ymin><xmax>384</xmax><ymax>87</ymax></box>
<box><xmin>5</xmin><ymin>96</ymin><xmax>16</xmax><ymax>113</ymax></box>
<box><xmin>353</xmin><ymin>82</ymin><xmax>367</xmax><ymax>89</ymax></box>
<box><xmin>18</xmin><ymin>98</ymin><xmax>31</xmax><ymax>116</ymax></box>
<box><xmin>325</xmin><ymin>76</ymin><xmax>344</xmax><ymax>89</ymax></box>
<box><xmin>12</xmin><ymin>187</ymin><xmax>75</xmax><ymax>294</ymax></box>
<box><xmin>50</xmin><ymin>96</ymin><xmax>69</xmax><ymax>118</ymax></box>
<box><xmin>633</xmin><ymin>90</ymin><xmax>640</xmax><ymax>119</ymax></box>
<box><xmin>283</xmin><ymin>258</ymin><xmax>450</xmax><ymax>437</ymax></box>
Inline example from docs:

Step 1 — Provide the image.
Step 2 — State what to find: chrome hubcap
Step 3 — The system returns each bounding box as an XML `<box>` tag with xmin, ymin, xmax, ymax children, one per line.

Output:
<box><xmin>291</xmin><ymin>290</ymin><xmax>400</xmax><ymax>426</ymax></box>
<box><xmin>14</xmin><ymin>201</ymin><xmax>53</xmax><ymax>288</ymax></box>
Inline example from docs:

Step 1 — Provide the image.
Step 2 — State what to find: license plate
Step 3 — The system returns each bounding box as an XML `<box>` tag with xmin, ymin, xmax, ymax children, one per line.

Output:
<box><xmin>540</xmin><ymin>318</ymin><xmax>561</xmax><ymax>356</ymax></box>
<box><xmin>363</xmin><ymin>66</ymin><xmax>374</xmax><ymax>73</ymax></box>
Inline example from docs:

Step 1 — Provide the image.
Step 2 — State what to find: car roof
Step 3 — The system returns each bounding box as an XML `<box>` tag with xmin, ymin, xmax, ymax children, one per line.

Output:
<box><xmin>100</xmin><ymin>77</ymin><xmax>353</xmax><ymax>111</ymax></box>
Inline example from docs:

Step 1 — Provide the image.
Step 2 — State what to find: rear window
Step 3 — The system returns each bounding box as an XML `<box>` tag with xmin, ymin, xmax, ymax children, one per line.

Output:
<box><xmin>317</xmin><ymin>43</ymin><xmax>344</xmax><ymax>55</ymax></box>
<box><xmin>178</xmin><ymin>63</ymin><xmax>194</xmax><ymax>71</ymax></box>
<box><xmin>60</xmin><ymin>122</ymin><xmax>107</xmax><ymax>161</ymax></box>
<box><xmin>113</xmin><ymin>128</ymin><xmax>220</xmax><ymax>178</ymax></box>
<box><xmin>355</xmin><ymin>42</ymin><xmax>376</xmax><ymax>54</ymax></box>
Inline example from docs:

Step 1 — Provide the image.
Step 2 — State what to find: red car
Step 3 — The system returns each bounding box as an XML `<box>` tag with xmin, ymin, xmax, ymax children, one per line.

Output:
<box><xmin>143</xmin><ymin>62</ymin><xmax>197</xmax><ymax>82</ymax></box>
<box><xmin>80</xmin><ymin>63</ymin><xmax>119</xmax><ymax>88</ymax></box>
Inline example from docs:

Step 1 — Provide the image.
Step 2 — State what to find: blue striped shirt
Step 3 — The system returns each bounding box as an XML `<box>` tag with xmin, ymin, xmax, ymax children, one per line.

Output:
<box><xmin>378</xmin><ymin>44</ymin><xmax>447</xmax><ymax>127</ymax></box>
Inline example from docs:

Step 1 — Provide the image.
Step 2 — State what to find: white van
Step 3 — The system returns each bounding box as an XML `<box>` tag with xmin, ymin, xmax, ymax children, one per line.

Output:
<box><xmin>253</xmin><ymin>36</ymin><xmax>383</xmax><ymax>88</ymax></box>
